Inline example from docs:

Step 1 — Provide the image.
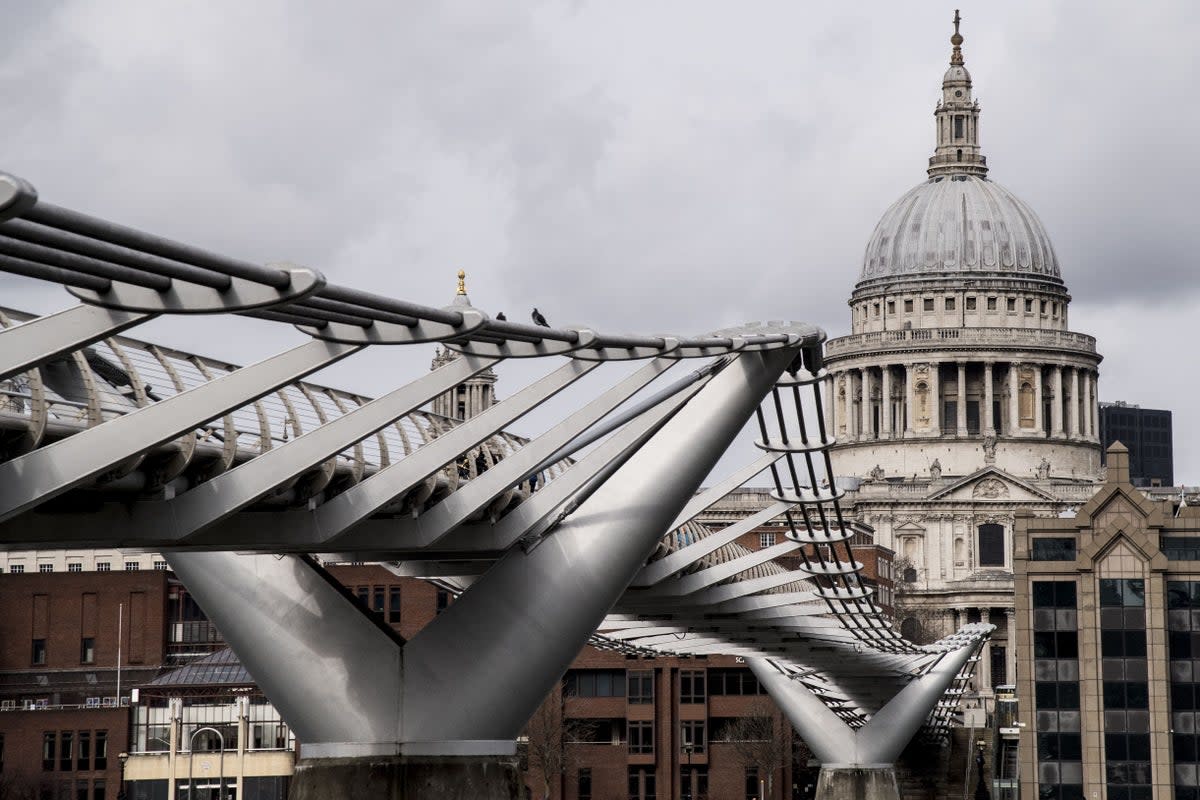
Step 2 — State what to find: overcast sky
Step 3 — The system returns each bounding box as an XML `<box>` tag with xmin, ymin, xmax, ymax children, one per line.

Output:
<box><xmin>3</xmin><ymin>1</ymin><xmax>1199</xmax><ymax>482</ymax></box>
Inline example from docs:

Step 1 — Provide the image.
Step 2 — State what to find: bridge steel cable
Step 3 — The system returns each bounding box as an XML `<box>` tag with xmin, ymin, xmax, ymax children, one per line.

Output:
<box><xmin>0</xmin><ymin>168</ymin><xmax>992</xmax><ymax>792</ymax></box>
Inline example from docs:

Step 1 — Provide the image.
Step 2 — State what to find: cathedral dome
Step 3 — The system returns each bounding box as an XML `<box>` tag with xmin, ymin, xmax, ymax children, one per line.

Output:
<box><xmin>858</xmin><ymin>175</ymin><xmax>1061</xmax><ymax>284</ymax></box>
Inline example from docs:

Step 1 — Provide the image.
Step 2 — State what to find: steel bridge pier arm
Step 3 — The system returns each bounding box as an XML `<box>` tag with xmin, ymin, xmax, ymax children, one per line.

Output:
<box><xmin>163</xmin><ymin>551</ymin><xmax>402</xmax><ymax>751</ymax></box>
<box><xmin>750</xmin><ymin>643</ymin><xmax>981</xmax><ymax>800</ymax></box>
<box><xmin>399</xmin><ymin>344</ymin><xmax>802</xmax><ymax>745</ymax></box>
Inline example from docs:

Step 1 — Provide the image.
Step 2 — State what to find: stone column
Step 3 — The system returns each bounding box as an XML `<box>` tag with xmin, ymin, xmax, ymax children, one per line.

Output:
<box><xmin>1091</xmin><ymin>371</ymin><xmax>1101</xmax><ymax>441</ymax></box>
<box><xmin>848</xmin><ymin>371</ymin><xmax>859</xmax><ymax>440</ymax></box>
<box><xmin>1007</xmin><ymin>363</ymin><xmax>1020</xmax><ymax>435</ymax></box>
<box><xmin>1082</xmin><ymin>370</ymin><xmax>1093</xmax><ymax>440</ymax></box>
<box><xmin>929</xmin><ymin>362</ymin><xmax>941</xmax><ymax>436</ymax></box>
<box><xmin>1051</xmin><ymin>366</ymin><xmax>1064</xmax><ymax>437</ymax></box>
<box><xmin>881</xmin><ymin>365</ymin><xmax>893</xmax><ymax>439</ymax></box>
<box><xmin>1005</xmin><ymin>608</ymin><xmax>1017</xmax><ymax>687</ymax></box>
<box><xmin>979</xmin><ymin>607</ymin><xmax>992</xmax><ymax>692</ymax></box>
<box><xmin>904</xmin><ymin>363</ymin><xmax>915</xmax><ymax>435</ymax></box>
<box><xmin>824</xmin><ymin>373</ymin><xmax>835</xmax><ymax>436</ymax></box>
<box><xmin>1068</xmin><ymin>367</ymin><xmax>1080</xmax><ymax>438</ymax></box>
<box><xmin>861</xmin><ymin>367</ymin><xmax>873</xmax><ymax>441</ymax></box>
<box><xmin>983</xmin><ymin>361</ymin><xmax>995</xmax><ymax>434</ymax></box>
<box><xmin>956</xmin><ymin>361</ymin><xmax>968</xmax><ymax>436</ymax></box>
<box><xmin>1032</xmin><ymin>364</ymin><xmax>1044</xmax><ymax>436</ymax></box>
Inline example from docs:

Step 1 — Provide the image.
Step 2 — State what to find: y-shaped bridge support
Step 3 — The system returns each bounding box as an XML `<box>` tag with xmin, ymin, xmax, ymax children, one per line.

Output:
<box><xmin>166</xmin><ymin>343</ymin><xmax>802</xmax><ymax>799</ymax></box>
<box><xmin>749</xmin><ymin>639</ymin><xmax>982</xmax><ymax>800</ymax></box>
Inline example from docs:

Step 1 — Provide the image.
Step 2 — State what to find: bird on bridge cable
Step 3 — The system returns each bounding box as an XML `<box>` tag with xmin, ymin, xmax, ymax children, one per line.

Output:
<box><xmin>531</xmin><ymin>308</ymin><xmax>550</xmax><ymax>327</ymax></box>
<box><xmin>496</xmin><ymin>312</ymin><xmax>507</xmax><ymax>321</ymax></box>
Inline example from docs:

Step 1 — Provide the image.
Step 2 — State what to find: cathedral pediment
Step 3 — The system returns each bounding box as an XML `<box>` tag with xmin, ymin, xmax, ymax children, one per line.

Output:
<box><xmin>925</xmin><ymin>468</ymin><xmax>1058</xmax><ymax>503</ymax></box>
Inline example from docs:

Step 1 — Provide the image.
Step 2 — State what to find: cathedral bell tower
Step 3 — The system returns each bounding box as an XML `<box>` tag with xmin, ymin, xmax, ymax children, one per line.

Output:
<box><xmin>928</xmin><ymin>10</ymin><xmax>988</xmax><ymax>178</ymax></box>
<box><xmin>430</xmin><ymin>270</ymin><xmax>498</xmax><ymax>420</ymax></box>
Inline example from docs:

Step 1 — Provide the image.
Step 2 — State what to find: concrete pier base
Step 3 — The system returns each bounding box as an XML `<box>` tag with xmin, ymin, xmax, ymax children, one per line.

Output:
<box><xmin>815</xmin><ymin>765</ymin><xmax>900</xmax><ymax>800</ymax></box>
<box><xmin>289</xmin><ymin>756</ymin><xmax>524</xmax><ymax>800</ymax></box>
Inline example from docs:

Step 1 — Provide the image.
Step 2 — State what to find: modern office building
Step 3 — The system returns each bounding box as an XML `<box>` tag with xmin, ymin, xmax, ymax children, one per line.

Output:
<box><xmin>1100</xmin><ymin>402</ymin><xmax>1174</xmax><ymax>487</ymax></box>
<box><xmin>1014</xmin><ymin>443</ymin><xmax>1200</xmax><ymax>799</ymax></box>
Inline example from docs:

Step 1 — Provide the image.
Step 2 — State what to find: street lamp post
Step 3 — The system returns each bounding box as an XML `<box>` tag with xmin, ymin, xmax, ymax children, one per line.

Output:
<box><xmin>683</xmin><ymin>742</ymin><xmax>694</xmax><ymax>800</ymax></box>
<box><xmin>974</xmin><ymin>739</ymin><xmax>990</xmax><ymax>800</ymax></box>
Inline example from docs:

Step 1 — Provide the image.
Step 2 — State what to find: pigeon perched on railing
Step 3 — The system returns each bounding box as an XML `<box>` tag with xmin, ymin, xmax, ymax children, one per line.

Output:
<box><xmin>496</xmin><ymin>312</ymin><xmax>507</xmax><ymax>321</ymax></box>
<box><xmin>531</xmin><ymin>308</ymin><xmax>549</xmax><ymax>327</ymax></box>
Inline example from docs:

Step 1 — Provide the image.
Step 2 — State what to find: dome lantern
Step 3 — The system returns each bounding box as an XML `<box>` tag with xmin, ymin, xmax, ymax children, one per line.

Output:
<box><xmin>929</xmin><ymin>10</ymin><xmax>987</xmax><ymax>179</ymax></box>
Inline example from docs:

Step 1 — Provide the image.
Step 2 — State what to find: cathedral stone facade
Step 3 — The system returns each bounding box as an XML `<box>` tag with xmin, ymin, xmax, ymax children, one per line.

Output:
<box><xmin>823</xmin><ymin>15</ymin><xmax>1104</xmax><ymax>693</ymax></box>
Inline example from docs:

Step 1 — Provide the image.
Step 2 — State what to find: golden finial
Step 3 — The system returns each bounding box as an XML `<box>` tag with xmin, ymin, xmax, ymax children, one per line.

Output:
<box><xmin>456</xmin><ymin>269</ymin><xmax>466</xmax><ymax>295</ymax></box>
<box><xmin>950</xmin><ymin>9</ymin><xmax>964</xmax><ymax>65</ymax></box>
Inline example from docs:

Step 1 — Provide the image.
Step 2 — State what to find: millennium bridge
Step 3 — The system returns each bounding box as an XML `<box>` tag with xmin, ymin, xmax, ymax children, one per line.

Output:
<box><xmin>0</xmin><ymin>171</ymin><xmax>990</xmax><ymax>799</ymax></box>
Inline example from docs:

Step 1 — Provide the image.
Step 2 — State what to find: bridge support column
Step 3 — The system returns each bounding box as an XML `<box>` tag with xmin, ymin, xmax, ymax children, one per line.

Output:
<box><xmin>290</xmin><ymin>756</ymin><xmax>522</xmax><ymax>800</ymax></box>
<box><xmin>813</xmin><ymin>766</ymin><xmax>900</xmax><ymax>800</ymax></box>
<box><xmin>167</xmin><ymin>343</ymin><xmax>803</xmax><ymax>797</ymax></box>
<box><xmin>749</xmin><ymin>640</ymin><xmax>979</xmax><ymax>800</ymax></box>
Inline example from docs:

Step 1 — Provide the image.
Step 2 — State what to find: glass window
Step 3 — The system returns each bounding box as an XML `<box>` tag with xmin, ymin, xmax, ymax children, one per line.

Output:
<box><xmin>887</xmin><ymin>301</ymin><xmax>895</xmax><ymax>314</ymax></box>
<box><xmin>758</xmin><ymin>533</ymin><xmax>776</xmax><ymax>549</ymax></box>
<box><xmin>628</xmin><ymin>767</ymin><xmax>656</xmax><ymax>800</ymax></box>
<box><xmin>628</xmin><ymin>721</ymin><xmax>654</xmax><ymax>754</ymax></box>
<box><xmin>32</xmin><ymin>638</ymin><xmax>47</xmax><ymax>665</ymax></box>
<box><xmin>745</xmin><ymin>768</ymin><xmax>759</xmax><ymax>800</ymax></box>
<box><xmin>124</xmin><ymin>561</ymin><xmax>139</xmax><ymax>571</ymax></box>
<box><xmin>978</xmin><ymin>524</ymin><xmax>1004</xmax><ymax>566</ymax></box>
<box><xmin>81</xmin><ymin>638</ymin><xmax>95</xmax><ymax>664</ymax></box>
<box><xmin>628</xmin><ymin>670</ymin><xmax>654</xmax><ymax>704</ymax></box>
<box><xmin>388</xmin><ymin>588</ymin><xmax>402</xmax><ymax>624</ymax></box>
<box><xmin>39</xmin><ymin>564</ymin><xmax>54</xmax><ymax>573</ymax></box>
<box><xmin>67</xmin><ymin>563</ymin><xmax>82</xmax><ymax>573</ymax></box>
<box><xmin>873</xmin><ymin>303</ymin><xmax>880</xmax><ymax>317</ymax></box>
<box><xmin>59</xmin><ymin>731</ymin><xmax>73</xmax><ymax>771</ymax></box>
<box><xmin>8</xmin><ymin>564</ymin><xmax>23</xmax><ymax>574</ymax></box>
<box><xmin>966</xmin><ymin>296</ymin><xmax>977</xmax><ymax>310</ymax></box>
<box><xmin>372</xmin><ymin>588</ymin><xmax>384</xmax><ymax>614</ymax></box>
<box><xmin>679</xmin><ymin>766</ymin><xmax>708</xmax><ymax>800</ymax></box>
<box><xmin>904</xmin><ymin>299</ymin><xmax>914</xmax><ymax>313</ymax></box>
<box><xmin>1007</xmin><ymin>298</ymin><xmax>1017</xmax><ymax>312</ymax></box>
<box><xmin>945</xmin><ymin>297</ymin><xmax>956</xmax><ymax>311</ymax></box>
<box><xmin>1025</xmin><ymin>299</ymin><xmax>1034</xmax><ymax>313</ymax></box>
<box><xmin>923</xmin><ymin>298</ymin><xmax>934</xmax><ymax>312</ymax></box>
<box><xmin>578</xmin><ymin>768</ymin><xmax>593</xmax><ymax>800</ymax></box>
<box><xmin>681</xmin><ymin>721</ymin><xmax>706</xmax><ymax>754</ymax></box>
<box><xmin>94</xmin><ymin>731</ymin><xmax>107</xmax><ymax>770</ymax></box>
<box><xmin>96</xmin><ymin>562</ymin><xmax>110</xmax><ymax>572</ymax></box>
<box><xmin>1032</xmin><ymin>538</ymin><xmax>1077</xmax><ymax>561</ymax></box>
<box><xmin>1100</xmin><ymin>579</ymin><xmax>1145</xmax><ymax>607</ymax></box>
<box><xmin>77</xmin><ymin>732</ymin><xmax>91</xmax><ymax>771</ymax></box>
<box><xmin>680</xmin><ymin>671</ymin><xmax>706</xmax><ymax>704</ymax></box>
<box><xmin>154</xmin><ymin>561</ymin><xmax>168</xmax><ymax>571</ymax></box>
<box><xmin>987</xmin><ymin>297</ymin><xmax>997</xmax><ymax>310</ymax></box>
<box><xmin>436</xmin><ymin>588</ymin><xmax>450</xmax><ymax>614</ymax></box>
<box><xmin>43</xmin><ymin>732</ymin><xmax>56</xmax><ymax>771</ymax></box>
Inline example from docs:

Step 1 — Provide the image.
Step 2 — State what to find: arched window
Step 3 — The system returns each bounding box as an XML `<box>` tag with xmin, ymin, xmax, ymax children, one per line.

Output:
<box><xmin>978</xmin><ymin>524</ymin><xmax>1005</xmax><ymax>567</ymax></box>
<box><xmin>902</xmin><ymin>567</ymin><xmax>918</xmax><ymax>583</ymax></box>
<box><xmin>957</xmin><ymin>148</ymin><xmax>963</xmax><ymax>161</ymax></box>
<box><xmin>901</xmin><ymin>617</ymin><xmax>920</xmax><ymax>642</ymax></box>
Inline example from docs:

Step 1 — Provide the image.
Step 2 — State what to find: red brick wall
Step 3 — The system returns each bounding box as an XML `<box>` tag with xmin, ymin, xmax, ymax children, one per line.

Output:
<box><xmin>0</xmin><ymin>571</ymin><xmax>169</xmax><ymax>672</ymax></box>
<box><xmin>0</xmin><ymin>707</ymin><xmax>126</xmax><ymax>792</ymax></box>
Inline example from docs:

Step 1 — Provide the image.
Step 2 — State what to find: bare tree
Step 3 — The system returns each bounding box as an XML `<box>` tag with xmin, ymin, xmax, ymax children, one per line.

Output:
<box><xmin>0</xmin><ymin>774</ymin><xmax>39</xmax><ymax>800</ymax></box>
<box><xmin>725</xmin><ymin>713</ymin><xmax>790</xmax><ymax>799</ymax></box>
<box><xmin>523</xmin><ymin>688</ymin><xmax>598</xmax><ymax>800</ymax></box>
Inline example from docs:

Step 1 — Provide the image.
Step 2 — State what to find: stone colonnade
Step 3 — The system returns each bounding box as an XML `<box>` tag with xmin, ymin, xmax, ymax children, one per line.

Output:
<box><xmin>946</xmin><ymin>606</ymin><xmax>1017</xmax><ymax>692</ymax></box>
<box><xmin>824</xmin><ymin>360</ymin><xmax>1099</xmax><ymax>443</ymax></box>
